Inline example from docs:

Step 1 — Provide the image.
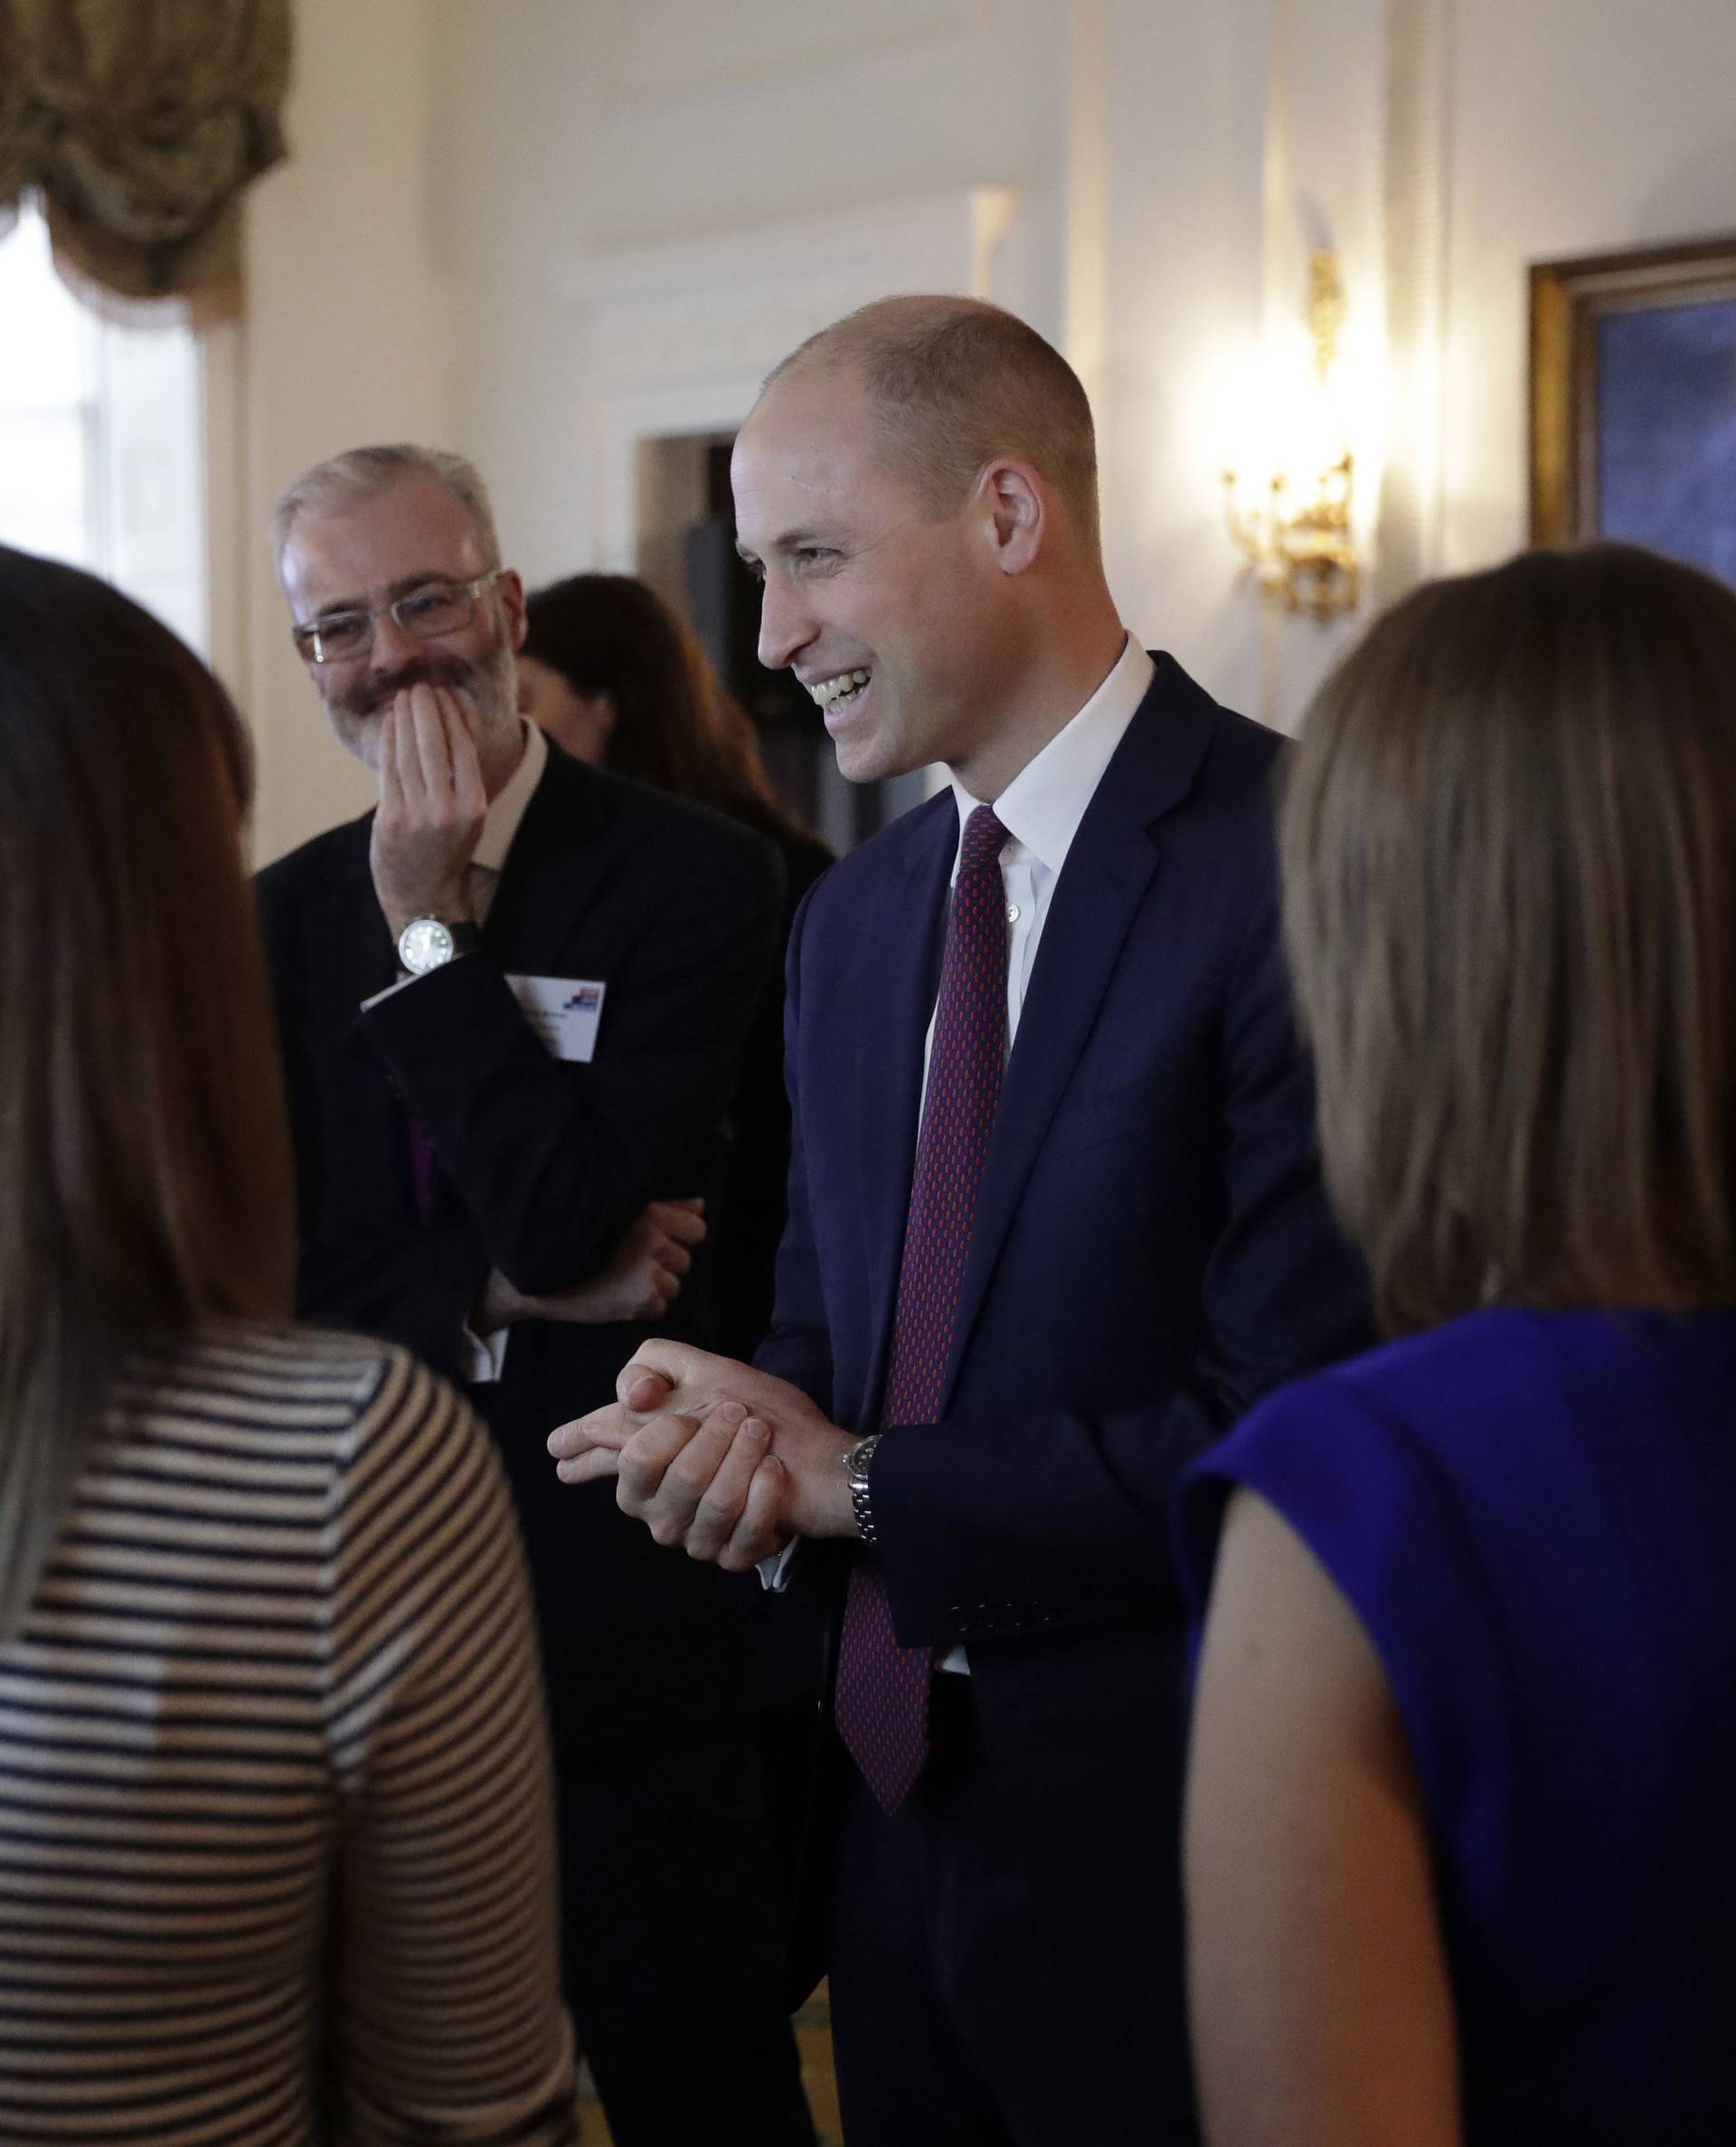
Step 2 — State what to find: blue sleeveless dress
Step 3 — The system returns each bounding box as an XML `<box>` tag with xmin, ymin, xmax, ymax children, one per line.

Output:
<box><xmin>1175</xmin><ymin>1306</ymin><xmax>1736</xmax><ymax>2143</ymax></box>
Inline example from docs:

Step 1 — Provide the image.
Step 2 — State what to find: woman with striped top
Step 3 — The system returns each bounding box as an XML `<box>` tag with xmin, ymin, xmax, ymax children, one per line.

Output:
<box><xmin>0</xmin><ymin>545</ymin><xmax>576</xmax><ymax>2143</ymax></box>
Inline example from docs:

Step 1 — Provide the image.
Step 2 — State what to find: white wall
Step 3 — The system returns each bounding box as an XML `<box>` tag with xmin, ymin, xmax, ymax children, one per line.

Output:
<box><xmin>1440</xmin><ymin>0</ymin><xmax>1736</xmax><ymax>570</ymax></box>
<box><xmin>238</xmin><ymin>0</ymin><xmax>1736</xmax><ymax>854</ymax></box>
<box><xmin>230</xmin><ymin>0</ymin><xmax>454</xmax><ymax>865</ymax></box>
<box><xmin>432</xmin><ymin>0</ymin><xmax>1079</xmax><ymax>587</ymax></box>
<box><xmin>1090</xmin><ymin>0</ymin><xmax>1275</xmax><ymax>721</ymax></box>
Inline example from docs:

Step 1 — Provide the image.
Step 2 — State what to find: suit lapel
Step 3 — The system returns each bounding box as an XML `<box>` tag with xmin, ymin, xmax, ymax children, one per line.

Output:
<box><xmin>299</xmin><ymin>815</ymin><xmax>412</xmax><ymax>1213</ymax></box>
<box><xmin>477</xmin><ymin>743</ymin><xmax>615</xmax><ymax>969</ymax></box>
<box><xmin>939</xmin><ymin>657</ymin><xmax>1224</xmax><ymax>1405</ymax></box>
<box><xmin>317</xmin><ymin>814</ymin><xmax>399</xmax><ymax>1036</ymax></box>
<box><xmin>855</xmin><ymin>795</ymin><xmax>955</xmax><ymax>1421</ymax></box>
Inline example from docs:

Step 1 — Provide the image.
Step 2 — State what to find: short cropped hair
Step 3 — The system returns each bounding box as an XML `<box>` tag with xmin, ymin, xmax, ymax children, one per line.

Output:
<box><xmin>269</xmin><ymin>443</ymin><xmax>502</xmax><ymax>572</ymax></box>
<box><xmin>1282</xmin><ymin>542</ymin><xmax>1736</xmax><ymax>1334</ymax></box>
<box><xmin>768</xmin><ymin>295</ymin><xmax>1099</xmax><ymax>538</ymax></box>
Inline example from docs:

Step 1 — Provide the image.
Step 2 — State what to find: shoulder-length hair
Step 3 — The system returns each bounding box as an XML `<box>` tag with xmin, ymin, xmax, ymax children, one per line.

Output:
<box><xmin>522</xmin><ymin>572</ymin><xmax>809</xmax><ymax>840</ymax></box>
<box><xmin>1282</xmin><ymin>542</ymin><xmax>1736</xmax><ymax>1335</ymax></box>
<box><xmin>0</xmin><ymin>547</ymin><xmax>294</xmax><ymax>1640</ymax></box>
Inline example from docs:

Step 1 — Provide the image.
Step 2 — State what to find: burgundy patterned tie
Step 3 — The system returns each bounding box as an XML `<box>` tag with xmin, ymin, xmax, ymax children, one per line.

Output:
<box><xmin>835</xmin><ymin>804</ymin><xmax>1010</xmax><ymax>1812</ymax></box>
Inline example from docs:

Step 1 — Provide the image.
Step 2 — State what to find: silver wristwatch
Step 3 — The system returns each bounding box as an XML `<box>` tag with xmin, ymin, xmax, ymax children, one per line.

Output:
<box><xmin>397</xmin><ymin>916</ymin><xmax>481</xmax><ymax>976</ymax></box>
<box><xmin>842</xmin><ymin>1433</ymin><xmax>882</xmax><ymax>1545</ymax></box>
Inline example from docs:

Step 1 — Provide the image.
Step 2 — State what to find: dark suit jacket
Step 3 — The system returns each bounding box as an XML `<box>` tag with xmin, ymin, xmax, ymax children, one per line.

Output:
<box><xmin>256</xmin><ymin>741</ymin><xmax>785</xmax><ymax>1755</ymax></box>
<box><xmin>760</xmin><ymin>656</ymin><xmax>1373</xmax><ymax>2114</ymax></box>
<box><xmin>712</xmin><ymin>816</ymin><xmax>834</xmax><ymax>1364</ymax></box>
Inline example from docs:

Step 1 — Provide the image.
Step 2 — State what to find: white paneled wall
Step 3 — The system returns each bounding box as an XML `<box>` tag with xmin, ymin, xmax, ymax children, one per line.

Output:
<box><xmin>232</xmin><ymin>0</ymin><xmax>455</xmax><ymax>864</ymax></box>
<box><xmin>241</xmin><ymin>0</ymin><xmax>1736</xmax><ymax>856</ymax></box>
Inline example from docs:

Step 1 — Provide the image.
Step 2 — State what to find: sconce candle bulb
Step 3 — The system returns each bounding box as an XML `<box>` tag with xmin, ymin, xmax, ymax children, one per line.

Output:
<box><xmin>1223</xmin><ymin>250</ymin><xmax>1362</xmax><ymax>622</ymax></box>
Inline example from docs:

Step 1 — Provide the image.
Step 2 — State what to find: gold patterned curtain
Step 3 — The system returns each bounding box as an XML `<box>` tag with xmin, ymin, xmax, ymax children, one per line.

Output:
<box><xmin>0</xmin><ymin>0</ymin><xmax>290</xmax><ymax>315</ymax></box>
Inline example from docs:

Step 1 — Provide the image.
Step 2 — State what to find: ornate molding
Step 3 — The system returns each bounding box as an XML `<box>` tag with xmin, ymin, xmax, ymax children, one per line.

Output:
<box><xmin>556</xmin><ymin>186</ymin><xmax>1019</xmax><ymax>570</ymax></box>
<box><xmin>553</xmin><ymin>186</ymin><xmax>1017</xmax><ymax>375</ymax></box>
<box><xmin>596</xmin><ymin>0</ymin><xmax>981</xmax><ymax>103</ymax></box>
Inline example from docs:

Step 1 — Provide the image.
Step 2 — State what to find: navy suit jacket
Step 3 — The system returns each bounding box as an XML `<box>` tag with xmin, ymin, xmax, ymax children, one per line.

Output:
<box><xmin>760</xmin><ymin>655</ymin><xmax>1373</xmax><ymax>2107</ymax></box>
<box><xmin>256</xmin><ymin>742</ymin><xmax>786</xmax><ymax>1755</ymax></box>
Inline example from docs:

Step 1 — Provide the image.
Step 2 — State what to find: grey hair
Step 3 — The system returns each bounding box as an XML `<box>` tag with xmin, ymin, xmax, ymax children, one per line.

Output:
<box><xmin>269</xmin><ymin>443</ymin><xmax>503</xmax><ymax>572</ymax></box>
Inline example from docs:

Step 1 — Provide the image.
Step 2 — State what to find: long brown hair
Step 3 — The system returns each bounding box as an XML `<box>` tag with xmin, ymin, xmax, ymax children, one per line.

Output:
<box><xmin>522</xmin><ymin>572</ymin><xmax>808</xmax><ymax>839</ymax></box>
<box><xmin>1282</xmin><ymin>542</ymin><xmax>1736</xmax><ymax>1335</ymax></box>
<box><xmin>0</xmin><ymin>547</ymin><xmax>295</xmax><ymax>1640</ymax></box>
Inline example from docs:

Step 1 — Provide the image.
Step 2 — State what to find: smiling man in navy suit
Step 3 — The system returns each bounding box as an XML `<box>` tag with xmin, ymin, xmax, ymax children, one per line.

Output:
<box><xmin>550</xmin><ymin>298</ymin><xmax>1372</xmax><ymax>2146</ymax></box>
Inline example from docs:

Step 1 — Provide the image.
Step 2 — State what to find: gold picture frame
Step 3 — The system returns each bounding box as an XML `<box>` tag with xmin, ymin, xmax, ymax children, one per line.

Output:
<box><xmin>1529</xmin><ymin>233</ymin><xmax>1736</xmax><ymax>572</ymax></box>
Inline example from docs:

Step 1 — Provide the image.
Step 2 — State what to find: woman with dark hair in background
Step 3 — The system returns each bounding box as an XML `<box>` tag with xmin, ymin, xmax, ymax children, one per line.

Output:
<box><xmin>0</xmin><ymin>546</ymin><xmax>574</xmax><ymax>2144</ymax></box>
<box><xmin>520</xmin><ymin>571</ymin><xmax>833</xmax><ymax>1361</ymax></box>
<box><xmin>1177</xmin><ymin>544</ymin><xmax>1736</xmax><ymax>2145</ymax></box>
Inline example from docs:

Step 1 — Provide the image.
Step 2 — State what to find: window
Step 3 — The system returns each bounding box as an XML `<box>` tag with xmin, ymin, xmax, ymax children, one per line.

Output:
<box><xmin>0</xmin><ymin>203</ymin><xmax>207</xmax><ymax>654</ymax></box>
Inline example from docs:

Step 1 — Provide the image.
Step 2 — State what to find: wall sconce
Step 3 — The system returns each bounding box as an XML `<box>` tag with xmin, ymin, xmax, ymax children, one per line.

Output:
<box><xmin>1222</xmin><ymin>251</ymin><xmax>1361</xmax><ymax>622</ymax></box>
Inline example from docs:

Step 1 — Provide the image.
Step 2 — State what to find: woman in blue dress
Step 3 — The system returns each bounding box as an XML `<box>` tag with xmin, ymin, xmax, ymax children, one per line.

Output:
<box><xmin>1177</xmin><ymin>542</ymin><xmax>1736</xmax><ymax>2146</ymax></box>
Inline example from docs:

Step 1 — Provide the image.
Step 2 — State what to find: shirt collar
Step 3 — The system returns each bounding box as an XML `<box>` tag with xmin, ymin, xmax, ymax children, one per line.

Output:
<box><xmin>948</xmin><ymin>634</ymin><xmax>1154</xmax><ymax>874</ymax></box>
<box><xmin>472</xmin><ymin>718</ymin><xmax>546</xmax><ymax>874</ymax></box>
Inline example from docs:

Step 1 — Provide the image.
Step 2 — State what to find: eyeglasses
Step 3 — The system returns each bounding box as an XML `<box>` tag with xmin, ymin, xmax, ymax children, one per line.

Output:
<box><xmin>291</xmin><ymin>572</ymin><xmax>502</xmax><ymax>665</ymax></box>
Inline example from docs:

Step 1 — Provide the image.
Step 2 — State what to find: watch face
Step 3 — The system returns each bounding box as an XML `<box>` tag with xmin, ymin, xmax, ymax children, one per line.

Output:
<box><xmin>399</xmin><ymin>917</ymin><xmax>456</xmax><ymax>974</ymax></box>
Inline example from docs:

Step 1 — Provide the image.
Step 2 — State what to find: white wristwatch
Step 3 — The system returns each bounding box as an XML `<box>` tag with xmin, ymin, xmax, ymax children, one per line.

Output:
<box><xmin>397</xmin><ymin>916</ymin><xmax>481</xmax><ymax>975</ymax></box>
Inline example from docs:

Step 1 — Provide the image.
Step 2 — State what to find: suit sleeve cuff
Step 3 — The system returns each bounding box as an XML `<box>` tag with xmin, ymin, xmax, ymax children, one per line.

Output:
<box><xmin>461</xmin><ymin>1322</ymin><xmax>509</xmax><ymax>1385</ymax></box>
<box><xmin>758</xmin><ymin>1540</ymin><xmax>801</xmax><ymax>1592</ymax></box>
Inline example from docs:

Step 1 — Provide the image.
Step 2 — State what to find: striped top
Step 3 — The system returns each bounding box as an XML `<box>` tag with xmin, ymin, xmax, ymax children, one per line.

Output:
<box><xmin>0</xmin><ymin>1322</ymin><xmax>576</xmax><ymax>2145</ymax></box>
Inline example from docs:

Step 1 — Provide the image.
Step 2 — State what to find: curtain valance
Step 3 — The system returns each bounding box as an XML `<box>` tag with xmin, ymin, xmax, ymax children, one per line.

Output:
<box><xmin>0</xmin><ymin>0</ymin><xmax>289</xmax><ymax>313</ymax></box>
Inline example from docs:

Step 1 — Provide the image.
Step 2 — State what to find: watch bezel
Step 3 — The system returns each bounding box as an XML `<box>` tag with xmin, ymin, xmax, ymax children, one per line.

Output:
<box><xmin>398</xmin><ymin>916</ymin><xmax>458</xmax><ymax>975</ymax></box>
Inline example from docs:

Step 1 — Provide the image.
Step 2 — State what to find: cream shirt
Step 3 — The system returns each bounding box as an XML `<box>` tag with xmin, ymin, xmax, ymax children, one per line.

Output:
<box><xmin>467</xmin><ymin>717</ymin><xmax>546</xmax><ymax>914</ymax></box>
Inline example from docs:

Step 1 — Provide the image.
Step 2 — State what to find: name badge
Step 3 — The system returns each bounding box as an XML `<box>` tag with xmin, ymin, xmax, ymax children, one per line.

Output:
<box><xmin>505</xmin><ymin>974</ymin><xmax>608</xmax><ymax>1063</ymax></box>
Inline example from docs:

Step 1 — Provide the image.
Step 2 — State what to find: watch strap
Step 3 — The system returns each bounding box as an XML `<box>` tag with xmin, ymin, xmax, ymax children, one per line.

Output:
<box><xmin>844</xmin><ymin>1433</ymin><xmax>882</xmax><ymax>1546</ymax></box>
<box><xmin>439</xmin><ymin>921</ymin><xmax>482</xmax><ymax>959</ymax></box>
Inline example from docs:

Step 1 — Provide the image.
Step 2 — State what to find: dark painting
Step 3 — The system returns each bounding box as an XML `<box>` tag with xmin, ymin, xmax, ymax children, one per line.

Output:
<box><xmin>1530</xmin><ymin>236</ymin><xmax>1736</xmax><ymax>584</ymax></box>
<box><xmin>1595</xmin><ymin>298</ymin><xmax>1736</xmax><ymax>584</ymax></box>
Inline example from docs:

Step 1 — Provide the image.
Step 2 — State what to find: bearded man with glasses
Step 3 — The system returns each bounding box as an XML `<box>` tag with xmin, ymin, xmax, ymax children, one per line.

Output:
<box><xmin>255</xmin><ymin>443</ymin><xmax>816</xmax><ymax>2147</ymax></box>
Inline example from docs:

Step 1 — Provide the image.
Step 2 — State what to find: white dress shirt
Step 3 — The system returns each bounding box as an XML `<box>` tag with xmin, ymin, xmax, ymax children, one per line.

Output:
<box><xmin>931</xmin><ymin>633</ymin><xmax>1155</xmax><ymax>1084</ymax></box>
<box><xmin>766</xmin><ymin>634</ymin><xmax>1156</xmax><ymax>1637</ymax></box>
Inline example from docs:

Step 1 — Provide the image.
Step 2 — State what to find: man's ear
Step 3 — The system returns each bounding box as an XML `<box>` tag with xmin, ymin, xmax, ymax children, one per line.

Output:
<box><xmin>979</xmin><ymin>460</ymin><xmax>1045</xmax><ymax>575</ymax></box>
<box><xmin>496</xmin><ymin>567</ymin><xmax>529</xmax><ymax>650</ymax></box>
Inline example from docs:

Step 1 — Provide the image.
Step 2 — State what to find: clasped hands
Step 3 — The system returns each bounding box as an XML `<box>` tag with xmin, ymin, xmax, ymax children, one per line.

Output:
<box><xmin>473</xmin><ymin>1199</ymin><xmax>708</xmax><ymax>1333</ymax></box>
<box><xmin>546</xmin><ymin>1342</ymin><xmax>859</xmax><ymax>1569</ymax></box>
